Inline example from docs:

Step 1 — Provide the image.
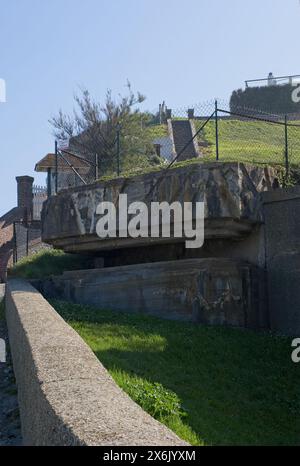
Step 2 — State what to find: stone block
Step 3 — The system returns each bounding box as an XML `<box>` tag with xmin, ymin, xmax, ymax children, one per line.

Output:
<box><xmin>41</xmin><ymin>258</ymin><xmax>267</xmax><ymax>329</ymax></box>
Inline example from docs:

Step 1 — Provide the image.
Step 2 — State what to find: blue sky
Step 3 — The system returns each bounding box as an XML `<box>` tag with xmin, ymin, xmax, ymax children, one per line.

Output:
<box><xmin>0</xmin><ymin>0</ymin><xmax>299</xmax><ymax>214</ymax></box>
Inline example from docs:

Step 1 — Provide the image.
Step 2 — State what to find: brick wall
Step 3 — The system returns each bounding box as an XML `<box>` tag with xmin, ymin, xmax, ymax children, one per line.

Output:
<box><xmin>0</xmin><ymin>224</ymin><xmax>13</xmax><ymax>282</ymax></box>
<box><xmin>0</xmin><ymin>176</ymin><xmax>35</xmax><ymax>282</ymax></box>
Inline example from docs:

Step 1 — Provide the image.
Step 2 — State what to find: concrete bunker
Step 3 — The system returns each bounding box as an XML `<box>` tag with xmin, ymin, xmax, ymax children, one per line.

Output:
<box><xmin>40</xmin><ymin>162</ymin><xmax>277</xmax><ymax>330</ymax></box>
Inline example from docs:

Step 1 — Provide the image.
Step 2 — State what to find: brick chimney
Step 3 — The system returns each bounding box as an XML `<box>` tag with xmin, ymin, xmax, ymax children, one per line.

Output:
<box><xmin>16</xmin><ymin>176</ymin><xmax>34</xmax><ymax>222</ymax></box>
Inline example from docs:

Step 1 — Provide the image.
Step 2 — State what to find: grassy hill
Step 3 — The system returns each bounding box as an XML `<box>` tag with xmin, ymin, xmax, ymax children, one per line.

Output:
<box><xmin>101</xmin><ymin>118</ymin><xmax>300</xmax><ymax>182</ymax></box>
<box><xmin>8</xmin><ymin>249</ymin><xmax>91</xmax><ymax>279</ymax></box>
<box><xmin>149</xmin><ymin>117</ymin><xmax>300</xmax><ymax>166</ymax></box>
<box><xmin>52</xmin><ymin>300</ymin><xmax>300</xmax><ymax>446</ymax></box>
<box><xmin>196</xmin><ymin>118</ymin><xmax>300</xmax><ymax>166</ymax></box>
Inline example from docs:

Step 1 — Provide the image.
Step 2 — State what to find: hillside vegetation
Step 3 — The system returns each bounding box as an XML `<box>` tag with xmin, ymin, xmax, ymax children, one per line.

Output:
<box><xmin>8</xmin><ymin>250</ymin><xmax>91</xmax><ymax>279</ymax></box>
<box><xmin>98</xmin><ymin>117</ymin><xmax>300</xmax><ymax>182</ymax></box>
<box><xmin>52</xmin><ymin>300</ymin><xmax>300</xmax><ymax>446</ymax></box>
<box><xmin>195</xmin><ymin>118</ymin><xmax>300</xmax><ymax>165</ymax></box>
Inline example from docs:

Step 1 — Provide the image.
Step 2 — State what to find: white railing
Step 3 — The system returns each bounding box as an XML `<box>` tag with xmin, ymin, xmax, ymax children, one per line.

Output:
<box><xmin>33</xmin><ymin>185</ymin><xmax>47</xmax><ymax>220</ymax></box>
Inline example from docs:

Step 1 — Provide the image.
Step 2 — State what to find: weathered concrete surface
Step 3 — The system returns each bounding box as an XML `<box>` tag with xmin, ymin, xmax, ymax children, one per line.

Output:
<box><xmin>5</xmin><ymin>279</ymin><xmax>187</xmax><ymax>446</ymax></box>
<box><xmin>39</xmin><ymin>258</ymin><xmax>267</xmax><ymax>329</ymax></box>
<box><xmin>95</xmin><ymin>228</ymin><xmax>267</xmax><ymax>270</ymax></box>
<box><xmin>0</xmin><ymin>284</ymin><xmax>22</xmax><ymax>446</ymax></box>
<box><xmin>0</xmin><ymin>284</ymin><xmax>5</xmax><ymax>301</ymax></box>
<box><xmin>42</xmin><ymin>162</ymin><xmax>276</xmax><ymax>253</ymax></box>
<box><xmin>262</xmin><ymin>186</ymin><xmax>300</xmax><ymax>335</ymax></box>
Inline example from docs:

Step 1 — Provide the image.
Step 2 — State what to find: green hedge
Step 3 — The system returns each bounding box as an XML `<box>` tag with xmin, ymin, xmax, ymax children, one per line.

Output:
<box><xmin>230</xmin><ymin>84</ymin><xmax>300</xmax><ymax>115</ymax></box>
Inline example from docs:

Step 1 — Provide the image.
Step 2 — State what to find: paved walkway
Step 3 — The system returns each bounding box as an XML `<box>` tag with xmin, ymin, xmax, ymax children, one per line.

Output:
<box><xmin>0</xmin><ymin>285</ymin><xmax>22</xmax><ymax>445</ymax></box>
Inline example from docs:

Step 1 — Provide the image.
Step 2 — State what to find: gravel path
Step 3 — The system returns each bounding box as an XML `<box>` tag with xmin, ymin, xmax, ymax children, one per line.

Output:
<box><xmin>0</xmin><ymin>286</ymin><xmax>22</xmax><ymax>446</ymax></box>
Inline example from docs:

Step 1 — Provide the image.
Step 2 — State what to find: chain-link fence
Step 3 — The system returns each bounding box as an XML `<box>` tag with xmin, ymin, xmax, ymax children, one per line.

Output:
<box><xmin>13</xmin><ymin>221</ymin><xmax>51</xmax><ymax>264</ymax></box>
<box><xmin>52</xmin><ymin>99</ymin><xmax>300</xmax><ymax>192</ymax></box>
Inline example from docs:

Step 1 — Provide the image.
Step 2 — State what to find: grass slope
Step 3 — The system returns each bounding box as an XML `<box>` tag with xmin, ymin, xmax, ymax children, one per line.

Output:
<box><xmin>51</xmin><ymin>300</ymin><xmax>300</xmax><ymax>446</ymax></box>
<box><xmin>98</xmin><ymin>117</ymin><xmax>300</xmax><ymax>183</ymax></box>
<box><xmin>195</xmin><ymin>119</ymin><xmax>300</xmax><ymax>166</ymax></box>
<box><xmin>9</xmin><ymin>249</ymin><xmax>92</xmax><ymax>279</ymax></box>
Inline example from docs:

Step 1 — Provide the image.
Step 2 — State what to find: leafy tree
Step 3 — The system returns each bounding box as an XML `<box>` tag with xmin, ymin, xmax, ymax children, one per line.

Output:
<box><xmin>49</xmin><ymin>82</ymin><xmax>161</xmax><ymax>177</ymax></box>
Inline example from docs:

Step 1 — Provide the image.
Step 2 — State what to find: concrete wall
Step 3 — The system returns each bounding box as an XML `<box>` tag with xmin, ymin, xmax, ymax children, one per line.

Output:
<box><xmin>42</xmin><ymin>162</ymin><xmax>276</xmax><ymax>253</ymax></box>
<box><xmin>5</xmin><ymin>279</ymin><xmax>187</xmax><ymax>446</ymax></box>
<box><xmin>262</xmin><ymin>186</ymin><xmax>300</xmax><ymax>335</ymax></box>
<box><xmin>39</xmin><ymin>258</ymin><xmax>267</xmax><ymax>330</ymax></box>
<box><xmin>97</xmin><ymin>228</ymin><xmax>267</xmax><ymax>270</ymax></box>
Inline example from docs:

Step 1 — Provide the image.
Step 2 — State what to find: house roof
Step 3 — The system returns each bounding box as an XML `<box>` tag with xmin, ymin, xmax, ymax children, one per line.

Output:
<box><xmin>35</xmin><ymin>152</ymin><xmax>91</xmax><ymax>174</ymax></box>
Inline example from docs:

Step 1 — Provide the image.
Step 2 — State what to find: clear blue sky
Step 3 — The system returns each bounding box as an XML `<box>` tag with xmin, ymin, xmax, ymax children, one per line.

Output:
<box><xmin>0</xmin><ymin>0</ymin><xmax>299</xmax><ymax>215</ymax></box>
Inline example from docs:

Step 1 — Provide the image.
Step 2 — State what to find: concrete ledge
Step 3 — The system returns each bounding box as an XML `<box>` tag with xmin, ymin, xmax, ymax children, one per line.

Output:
<box><xmin>5</xmin><ymin>279</ymin><xmax>187</xmax><ymax>446</ymax></box>
<box><xmin>42</xmin><ymin>162</ymin><xmax>276</xmax><ymax>253</ymax></box>
<box><xmin>262</xmin><ymin>185</ymin><xmax>300</xmax><ymax>204</ymax></box>
<box><xmin>39</xmin><ymin>258</ymin><xmax>266</xmax><ymax>329</ymax></box>
<box><xmin>262</xmin><ymin>186</ymin><xmax>300</xmax><ymax>335</ymax></box>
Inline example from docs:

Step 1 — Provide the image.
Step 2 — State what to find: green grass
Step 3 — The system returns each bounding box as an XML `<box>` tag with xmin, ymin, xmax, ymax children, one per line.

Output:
<box><xmin>98</xmin><ymin>161</ymin><xmax>167</xmax><ymax>182</ymax></box>
<box><xmin>195</xmin><ymin>119</ymin><xmax>300</xmax><ymax>166</ymax></box>
<box><xmin>147</xmin><ymin>123</ymin><xmax>168</xmax><ymax>139</ymax></box>
<box><xmin>97</xmin><ymin>117</ymin><xmax>300</xmax><ymax>183</ymax></box>
<box><xmin>97</xmin><ymin>155</ymin><xmax>284</xmax><ymax>185</ymax></box>
<box><xmin>9</xmin><ymin>249</ymin><xmax>92</xmax><ymax>279</ymax></box>
<box><xmin>51</xmin><ymin>300</ymin><xmax>300</xmax><ymax>446</ymax></box>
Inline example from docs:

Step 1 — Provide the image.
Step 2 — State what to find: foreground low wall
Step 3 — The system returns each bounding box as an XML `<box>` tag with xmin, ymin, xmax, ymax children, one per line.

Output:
<box><xmin>5</xmin><ymin>279</ymin><xmax>186</xmax><ymax>446</ymax></box>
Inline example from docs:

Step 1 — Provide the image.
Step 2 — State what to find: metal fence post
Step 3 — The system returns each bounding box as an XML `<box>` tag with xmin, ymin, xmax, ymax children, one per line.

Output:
<box><xmin>55</xmin><ymin>140</ymin><xmax>58</xmax><ymax>194</ymax></box>
<box><xmin>26</xmin><ymin>228</ymin><xmax>29</xmax><ymax>257</ymax></box>
<box><xmin>95</xmin><ymin>153</ymin><xmax>99</xmax><ymax>181</ymax></box>
<box><xmin>215</xmin><ymin>100</ymin><xmax>219</xmax><ymax>161</ymax></box>
<box><xmin>13</xmin><ymin>222</ymin><xmax>17</xmax><ymax>265</ymax></box>
<box><xmin>284</xmin><ymin>115</ymin><xmax>289</xmax><ymax>178</ymax></box>
<box><xmin>116</xmin><ymin>124</ymin><xmax>121</xmax><ymax>176</ymax></box>
<box><xmin>47</xmin><ymin>168</ymin><xmax>52</xmax><ymax>197</ymax></box>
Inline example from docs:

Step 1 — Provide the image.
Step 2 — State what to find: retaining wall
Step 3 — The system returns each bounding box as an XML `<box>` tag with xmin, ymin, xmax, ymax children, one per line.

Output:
<box><xmin>39</xmin><ymin>258</ymin><xmax>267</xmax><ymax>329</ymax></box>
<box><xmin>41</xmin><ymin>162</ymin><xmax>276</xmax><ymax>253</ymax></box>
<box><xmin>262</xmin><ymin>186</ymin><xmax>300</xmax><ymax>335</ymax></box>
<box><xmin>5</xmin><ymin>279</ymin><xmax>187</xmax><ymax>446</ymax></box>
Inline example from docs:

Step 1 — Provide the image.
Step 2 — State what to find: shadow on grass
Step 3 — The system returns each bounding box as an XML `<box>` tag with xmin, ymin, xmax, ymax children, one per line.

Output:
<box><xmin>52</xmin><ymin>301</ymin><xmax>300</xmax><ymax>446</ymax></box>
